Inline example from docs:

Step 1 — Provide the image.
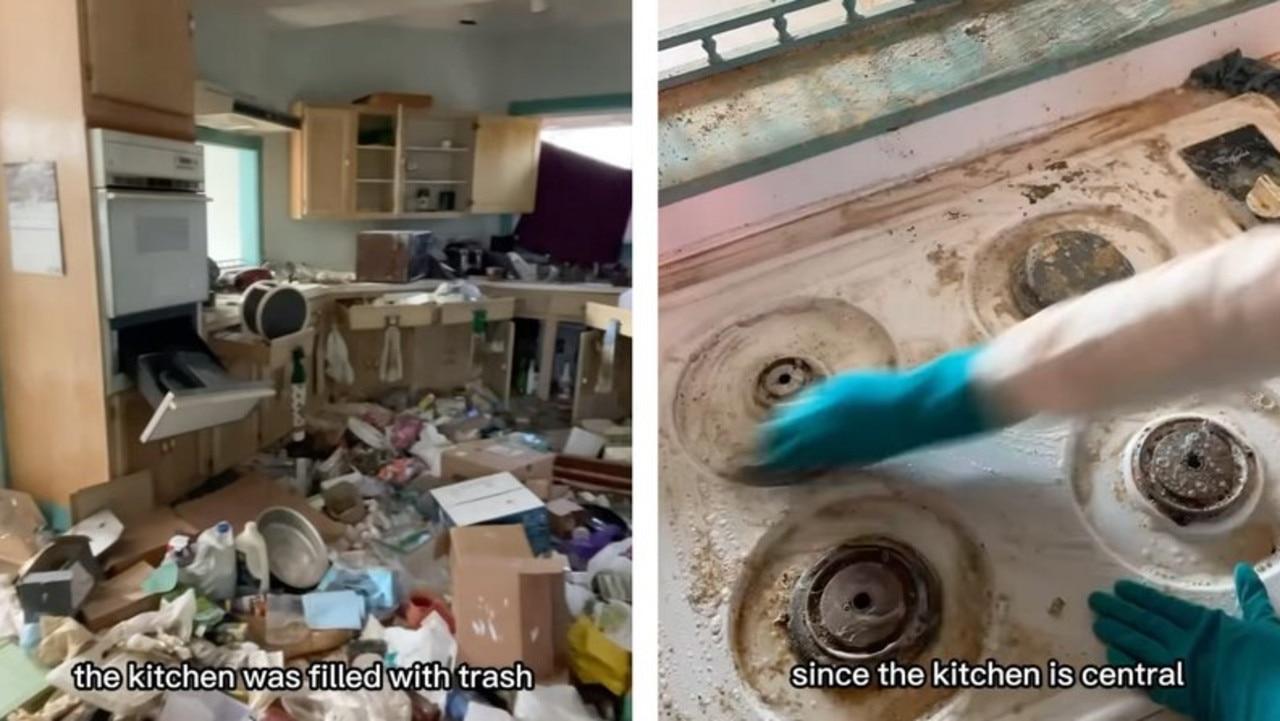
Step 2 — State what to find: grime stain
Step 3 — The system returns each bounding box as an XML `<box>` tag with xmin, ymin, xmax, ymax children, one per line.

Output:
<box><xmin>926</xmin><ymin>244</ymin><xmax>964</xmax><ymax>289</ymax></box>
<box><xmin>731</xmin><ymin>495</ymin><xmax>993</xmax><ymax>721</ymax></box>
<box><xmin>673</xmin><ymin>298</ymin><xmax>896</xmax><ymax>474</ymax></box>
<box><xmin>1140</xmin><ymin>137</ymin><xmax>1184</xmax><ymax>179</ymax></box>
<box><xmin>1019</xmin><ymin>183</ymin><xmax>1061</xmax><ymax>204</ymax></box>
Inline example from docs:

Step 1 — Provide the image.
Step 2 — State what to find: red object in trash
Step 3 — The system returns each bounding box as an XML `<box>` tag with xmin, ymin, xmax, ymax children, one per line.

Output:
<box><xmin>405</xmin><ymin>590</ymin><xmax>455</xmax><ymax>634</ymax></box>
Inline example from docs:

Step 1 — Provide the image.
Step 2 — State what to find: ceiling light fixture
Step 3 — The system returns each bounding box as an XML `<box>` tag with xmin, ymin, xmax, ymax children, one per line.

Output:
<box><xmin>531</xmin><ymin>0</ymin><xmax>549</xmax><ymax>12</ymax></box>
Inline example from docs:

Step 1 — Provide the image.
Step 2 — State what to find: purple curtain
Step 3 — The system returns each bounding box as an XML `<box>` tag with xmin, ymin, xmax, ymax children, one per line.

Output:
<box><xmin>514</xmin><ymin>143</ymin><xmax>631</xmax><ymax>265</ymax></box>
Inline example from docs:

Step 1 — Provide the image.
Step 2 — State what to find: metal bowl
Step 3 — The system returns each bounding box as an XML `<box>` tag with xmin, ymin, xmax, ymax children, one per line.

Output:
<box><xmin>257</xmin><ymin>506</ymin><xmax>330</xmax><ymax>590</ymax></box>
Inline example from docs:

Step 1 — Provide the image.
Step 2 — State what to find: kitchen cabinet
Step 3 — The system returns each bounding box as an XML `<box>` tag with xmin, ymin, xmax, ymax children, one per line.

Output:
<box><xmin>108</xmin><ymin>392</ymin><xmax>206</xmax><ymax>506</ymax></box>
<box><xmin>291</xmin><ymin>106</ymin><xmax>356</xmax><ymax>218</ymax></box>
<box><xmin>79</xmin><ymin>0</ymin><xmax>196</xmax><ymax>140</ymax></box>
<box><xmin>573</xmin><ymin>303</ymin><xmax>632</xmax><ymax>424</ymax></box>
<box><xmin>0</xmin><ymin>0</ymin><xmax>202</xmax><ymax>510</ymax></box>
<box><xmin>472</xmin><ymin>116</ymin><xmax>542</xmax><ymax>214</ymax></box>
<box><xmin>289</xmin><ymin>104</ymin><xmax>542</xmax><ymax>220</ymax></box>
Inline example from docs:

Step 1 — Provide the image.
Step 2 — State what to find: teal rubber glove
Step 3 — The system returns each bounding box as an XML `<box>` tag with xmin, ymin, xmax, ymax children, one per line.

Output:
<box><xmin>1089</xmin><ymin>563</ymin><xmax>1280</xmax><ymax>721</ymax></box>
<box><xmin>755</xmin><ymin>347</ymin><xmax>995</xmax><ymax>473</ymax></box>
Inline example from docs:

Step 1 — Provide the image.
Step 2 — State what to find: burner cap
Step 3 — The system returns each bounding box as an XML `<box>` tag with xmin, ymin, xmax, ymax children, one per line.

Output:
<box><xmin>1129</xmin><ymin>417</ymin><xmax>1256</xmax><ymax>525</ymax></box>
<box><xmin>755</xmin><ymin>357</ymin><xmax>822</xmax><ymax>408</ymax></box>
<box><xmin>1011</xmin><ymin>231</ymin><xmax>1135</xmax><ymax>316</ymax></box>
<box><xmin>787</xmin><ymin>538</ymin><xmax>940</xmax><ymax>666</ymax></box>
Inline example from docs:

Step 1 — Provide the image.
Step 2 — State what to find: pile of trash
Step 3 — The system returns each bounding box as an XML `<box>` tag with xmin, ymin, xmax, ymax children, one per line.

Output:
<box><xmin>0</xmin><ymin>396</ymin><xmax>633</xmax><ymax>721</ymax></box>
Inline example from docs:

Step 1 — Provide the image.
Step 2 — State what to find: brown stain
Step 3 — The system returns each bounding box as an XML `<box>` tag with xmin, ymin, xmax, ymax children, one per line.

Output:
<box><xmin>661</xmin><ymin>88</ymin><xmax>1221</xmax><ymax>296</ymax></box>
<box><xmin>687</xmin><ymin>525</ymin><xmax>730</xmax><ymax>612</ymax></box>
<box><xmin>1019</xmin><ymin>183</ymin><xmax>1061</xmax><ymax>204</ymax></box>
<box><xmin>926</xmin><ymin>244</ymin><xmax>964</xmax><ymax>290</ymax></box>
<box><xmin>730</xmin><ymin>496</ymin><xmax>993</xmax><ymax>721</ymax></box>
<box><xmin>1139</xmin><ymin>136</ymin><xmax>1183</xmax><ymax>178</ymax></box>
<box><xmin>672</xmin><ymin>298</ymin><xmax>897</xmax><ymax>473</ymax></box>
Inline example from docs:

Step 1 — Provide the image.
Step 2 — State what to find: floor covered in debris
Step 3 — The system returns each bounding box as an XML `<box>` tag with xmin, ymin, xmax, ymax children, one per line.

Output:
<box><xmin>0</xmin><ymin>389</ymin><xmax>633</xmax><ymax>721</ymax></box>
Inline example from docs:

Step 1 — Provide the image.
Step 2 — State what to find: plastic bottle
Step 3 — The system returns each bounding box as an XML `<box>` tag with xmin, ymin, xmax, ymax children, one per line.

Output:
<box><xmin>182</xmin><ymin>522</ymin><xmax>237</xmax><ymax>601</ymax></box>
<box><xmin>235</xmin><ymin>521</ymin><xmax>270</xmax><ymax>594</ymax></box>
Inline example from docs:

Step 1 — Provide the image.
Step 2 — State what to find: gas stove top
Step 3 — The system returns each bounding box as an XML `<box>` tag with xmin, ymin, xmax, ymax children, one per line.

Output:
<box><xmin>658</xmin><ymin>94</ymin><xmax>1280</xmax><ymax>721</ymax></box>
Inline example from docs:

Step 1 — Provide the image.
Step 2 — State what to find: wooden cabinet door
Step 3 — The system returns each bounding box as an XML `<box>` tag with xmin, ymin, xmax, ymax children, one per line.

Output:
<box><xmin>108</xmin><ymin>391</ymin><xmax>205</xmax><ymax>505</ymax></box>
<box><xmin>471</xmin><ymin>116</ymin><xmax>542</xmax><ymax>215</ymax></box>
<box><xmin>81</xmin><ymin>0</ymin><xmax>195</xmax><ymax>117</ymax></box>
<box><xmin>293</xmin><ymin>107</ymin><xmax>355</xmax><ymax>218</ymax></box>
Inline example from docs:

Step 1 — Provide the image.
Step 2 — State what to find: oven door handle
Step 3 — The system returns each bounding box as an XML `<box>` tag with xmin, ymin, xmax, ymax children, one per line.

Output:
<box><xmin>104</xmin><ymin>191</ymin><xmax>211</xmax><ymax>203</ymax></box>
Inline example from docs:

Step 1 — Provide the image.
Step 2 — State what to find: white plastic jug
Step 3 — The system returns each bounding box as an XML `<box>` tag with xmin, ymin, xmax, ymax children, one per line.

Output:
<box><xmin>235</xmin><ymin>521</ymin><xmax>270</xmax><ymax>594</ymax></box>
<box><xmin>184</xmin><ymin>522</ymin><xmax>237</xmax><ymax>601</ymax></box>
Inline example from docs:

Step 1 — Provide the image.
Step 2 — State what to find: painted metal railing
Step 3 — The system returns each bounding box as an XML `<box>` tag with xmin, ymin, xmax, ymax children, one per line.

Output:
<box><xmin>659</xmin><ymin>0</ymin><xmax>959</xmax><ymax>90</ymax></box>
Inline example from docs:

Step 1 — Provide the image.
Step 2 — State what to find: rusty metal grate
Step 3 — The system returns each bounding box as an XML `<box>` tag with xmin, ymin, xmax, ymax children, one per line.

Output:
<box><xmin>659</xmin><ymin>0</ymin><xmax>958</xmax><ymax>90</ymax></box>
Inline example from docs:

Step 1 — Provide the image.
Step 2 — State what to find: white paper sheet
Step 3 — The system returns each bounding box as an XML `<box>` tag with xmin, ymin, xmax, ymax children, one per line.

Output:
<box><xmin>3</xmin><ymin>162</ymin><xmax>64</xmax><ymax>276</ymax></box>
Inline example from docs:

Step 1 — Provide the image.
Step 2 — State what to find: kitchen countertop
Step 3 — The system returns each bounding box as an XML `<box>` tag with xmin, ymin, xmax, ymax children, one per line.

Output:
<box><xmin>204</xmin><ymin>278</ymin><xmax>626</xmax><ymax>334</ymax></box>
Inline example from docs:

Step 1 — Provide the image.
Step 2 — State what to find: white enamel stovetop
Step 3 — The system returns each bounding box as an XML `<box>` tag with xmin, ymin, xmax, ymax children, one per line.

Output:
<box><xmin>658</xmin><ymin>94</ymin><xmax>1280</xmax><ymax>721</ymax></box>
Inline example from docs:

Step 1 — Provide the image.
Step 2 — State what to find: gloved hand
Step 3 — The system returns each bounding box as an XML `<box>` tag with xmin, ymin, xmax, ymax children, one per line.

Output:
<box><xmin>1089</xmin><ymin>563</ymin><xmax>1280</xmax><ymax>721</ymax></box>
<box><xmin>755</xmin><ymin>347</ymin><xmax>996</xmax><ymax>472</ymax></box>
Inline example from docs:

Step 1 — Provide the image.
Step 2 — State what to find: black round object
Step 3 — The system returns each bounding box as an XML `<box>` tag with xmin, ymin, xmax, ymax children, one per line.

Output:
<box><xmin>1011</xmin><ymin>231</ymin><xmax>1134</xmax><ymax>316</ymax></box>
<box><xmin>580</xmin><ymin>503</ymin><xmax>631</xmax><ymax>537</ymax></box>
<box><xmin>786</xmin><ymin>537</ymin><xmax>941</xmax><ymax>667</ymax></box>
<box><xmin>241</xmin><ymin>281</ymin><xmax>309</xmax><ymax>340</ymax></box>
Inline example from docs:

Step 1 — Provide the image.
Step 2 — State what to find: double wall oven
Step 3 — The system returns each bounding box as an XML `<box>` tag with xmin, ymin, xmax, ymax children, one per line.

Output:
<box><xmin>90</xmin><ymin>129</ymin><xmax>272</xmax><ymax>443</ymax></box>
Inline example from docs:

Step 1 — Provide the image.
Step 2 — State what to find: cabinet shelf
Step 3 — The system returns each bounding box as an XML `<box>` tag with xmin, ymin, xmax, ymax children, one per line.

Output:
<box><xmin>290</xmin><ymin>104</ymin><xmax>541</xmax><ymax>220</ymax></box>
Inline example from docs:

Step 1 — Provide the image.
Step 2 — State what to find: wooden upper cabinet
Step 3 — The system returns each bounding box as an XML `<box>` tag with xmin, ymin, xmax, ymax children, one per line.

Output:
<box><xmin>291</xmin><ymin>106</ymin><xmax>356</xmax><ymax>219</ymax></box>
<box><xmin>289</xmin><ymin>105</ymin><xmax>541</xmax><ymax>219</ymax></box>
<box><xmin>80</xmin><ymin>0</ymin><xmax>196</xmax><ymax>137</ymax></box>
<box><xmin>471</xmin><ymin>116</ymin><xmax>542</xmax><ymax>215</ymax></box>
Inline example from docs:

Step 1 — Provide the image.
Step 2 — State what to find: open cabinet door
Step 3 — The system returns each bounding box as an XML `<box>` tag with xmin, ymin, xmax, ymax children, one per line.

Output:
<box><xmin>292</xmin><ymin>106</ymin><xmax>355</xmax><ymax>218</ymax></box>
<box><xmin>573</xmin><ymin>328</ymin><xmax>631</xmax><ymax>425</ymax></box>
<box><xmin>471</xmin><ymin>116</ymin><xmax>542</xmax><ymax>215</ymax></box>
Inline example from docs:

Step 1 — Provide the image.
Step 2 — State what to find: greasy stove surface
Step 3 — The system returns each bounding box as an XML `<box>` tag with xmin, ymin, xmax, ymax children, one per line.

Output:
<box><xmin>658</xmin><ymin>94</ymin><xmax>1280</xmax><ymax>721</ymax></box>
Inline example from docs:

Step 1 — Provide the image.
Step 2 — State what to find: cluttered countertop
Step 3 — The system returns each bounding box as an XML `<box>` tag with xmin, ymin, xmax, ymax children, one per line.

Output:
<box><xmin>204</xmin><ymin>277</ymin><xmax>628</xmax><ymax>335</ymax></box>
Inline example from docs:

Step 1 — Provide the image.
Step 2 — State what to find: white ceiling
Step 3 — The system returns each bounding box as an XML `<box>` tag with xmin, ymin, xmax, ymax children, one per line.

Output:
<box><xmin>256</xmin><ymin>0</ymin><xmax>631</xmax><ymax>32</ymax></box>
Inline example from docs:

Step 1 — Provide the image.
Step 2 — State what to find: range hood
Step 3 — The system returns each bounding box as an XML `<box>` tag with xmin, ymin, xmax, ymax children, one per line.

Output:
<box><xmin>196</xmin><ymin>82</ymin><xmax>300</xmax><ymax>134</ymax></box>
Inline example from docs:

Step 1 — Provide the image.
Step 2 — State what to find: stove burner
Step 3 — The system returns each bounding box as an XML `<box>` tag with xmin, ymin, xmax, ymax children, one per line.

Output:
<box><xmin>1128</xmin><ymin>417</ymin><xmax>1257</xmax><ymax>526</ymax></box>
<box><xmin>1011</xmin><ymin>231</ymin><xmax>1135</xmax><ymax>316</ymax></box>
<box><xmin>755</xmin><ymin>357</ymin><xmax>822</xmax><ymax>407</ymax></box>
<box><xmin>787</xmin><ymin>537</ymin><xmax>940</xmax><ymax>666</ymax></box>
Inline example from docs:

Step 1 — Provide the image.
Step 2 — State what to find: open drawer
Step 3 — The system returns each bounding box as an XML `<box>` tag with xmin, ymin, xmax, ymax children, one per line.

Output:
<box><xmin>117</xmin><ymin>311</ymin><xmax>275</xmax><ymax>444</ymax></box>
<box><xmin>436</xmin><ymin>297</ymin><xmax>516</xmax><ymax>326</ymax></box>
<box><xmin>207</xmin><ymin>328</ymin><xmax>316</xmax><ymax>369</ymax></box>
<box><xmin>342</xmin><ymin>298</ymin><xmax>438</xmax><ymax>330</ymax></box>
<box><xmin>585</xmin><ymin>302</ymin><xmax>632</xmax><ymax>337</ymax></box>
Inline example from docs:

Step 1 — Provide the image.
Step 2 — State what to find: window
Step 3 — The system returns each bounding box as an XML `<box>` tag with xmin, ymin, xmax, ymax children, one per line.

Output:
<box><xmin>539</xmin><ymin>111</ymin><xmax>632</xmax><ymax>170</ymax></box>
<box><xmin>198</xmin><ymin>133</ymin><xmax>262</xmax><ymax>268</ymax></box>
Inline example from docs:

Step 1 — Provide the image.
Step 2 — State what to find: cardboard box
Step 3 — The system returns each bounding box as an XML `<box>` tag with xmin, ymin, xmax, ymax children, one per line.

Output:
<box><xmin>447</xmin><ymin>525</ymin><xmax>532</xmax><ymax>569</ymax></box>
<box><xmin>449</xmin><ymin>526</ymin><xmax>568</xmax><ymax>681</ymax></box>
<box><xmin>79</xmin><ymin>562</ymin><xmax>161</xmax><ymax>633</ymax></box>
<box><xmin>441</xmin><ymin>439</ymin><xmax>555</xmax><ymax>483</ymax></box>
<box><xmin>70</xmin><ymin>472</ymin><xmax>198</xmax><ymax>576</ymax></box>
<box><xmin>545</xmin><ymin>499</ymin><xmax>584</xmax><ymax>538</ymax></box>
<box><xmin>430</xmin><ymin>473</ymin><xmax>550</xmax><ymax>554</ymax></box>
